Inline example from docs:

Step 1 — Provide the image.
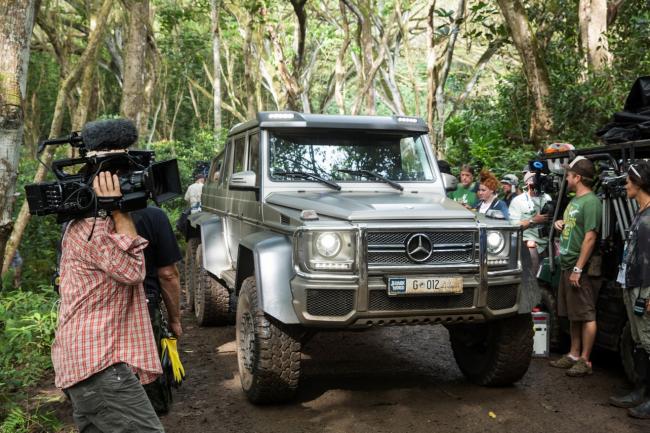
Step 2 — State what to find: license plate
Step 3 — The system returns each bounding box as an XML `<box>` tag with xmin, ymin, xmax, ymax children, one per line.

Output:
<box><xmin>387</xmin><ymin>276</ymin><xmax>463</xmax><ymax>296</ymax></box>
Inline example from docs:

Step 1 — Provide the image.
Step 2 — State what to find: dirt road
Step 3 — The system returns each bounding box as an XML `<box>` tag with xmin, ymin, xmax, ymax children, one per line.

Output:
<box><xmin>150</xmin><ymin>311</ymin><xmax>646</xmax><ymax>433</ymax></box>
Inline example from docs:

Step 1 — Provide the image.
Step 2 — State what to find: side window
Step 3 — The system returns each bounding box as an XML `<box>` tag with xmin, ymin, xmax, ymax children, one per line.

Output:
<box><xmin>248</xmin><ymin>132</ymin><xmax>260</xmax><ymax>176</ymax></box>
<box><xmin>209</xmin><ymin>152</ymin><xmax>224</xmax><ymax>184</ymax></box>
<box><xmin>221</xmin><ymin>139</ymin><xmax>233</xmax><ymax>187</ymax></box>
<box><xmin>233</xmin><ymin>136</ymin><xmax>246</xmax><ymax>174</ymax></box>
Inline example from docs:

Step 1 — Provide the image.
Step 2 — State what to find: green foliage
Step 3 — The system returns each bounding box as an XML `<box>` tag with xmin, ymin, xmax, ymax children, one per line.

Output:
<box><xmin>0</xmin><ymin>405</ymin><xmax>62</xmax><ymax>433</ymax></box>
<box><xmin>0</xmin><ymin>288</ymin><xmax>58</xmax><ymax>394</ymax></box>
<box><xmin>0</xmin><ymin>287</ymin><xmax>59</xmax><ymax>430</ymax></box>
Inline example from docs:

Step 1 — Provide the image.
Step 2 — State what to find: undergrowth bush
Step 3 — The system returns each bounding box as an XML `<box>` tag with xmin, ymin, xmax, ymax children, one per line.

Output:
<box><xmin>0</xmin><ymin>287</ymin><xmax>59</xmax><ymax>432</ymax></box>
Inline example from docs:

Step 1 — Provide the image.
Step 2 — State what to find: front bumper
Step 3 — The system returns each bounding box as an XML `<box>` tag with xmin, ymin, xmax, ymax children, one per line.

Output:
<box><xmin>291</xmin><ymin>275</ymin><xmax>521</xmax><ymax>328</ymax></box>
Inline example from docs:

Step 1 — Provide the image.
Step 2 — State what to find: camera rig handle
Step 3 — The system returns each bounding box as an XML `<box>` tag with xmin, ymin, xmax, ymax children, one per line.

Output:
<box><xmin>50</xmin><ymin>156</ymin><xmax>90</xmax><ymax>181</ymax></box>
<box><xmin>37</xmin><ymin>132</ymin><xmax>84</xmax><ymax>155</ymax></box>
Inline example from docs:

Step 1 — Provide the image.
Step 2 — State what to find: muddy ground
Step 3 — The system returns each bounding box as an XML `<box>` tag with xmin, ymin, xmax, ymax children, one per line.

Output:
<box><xmin>52</xmin><ymin>308</ymin><xmax>647</xmax><ymax>433</ymax></box>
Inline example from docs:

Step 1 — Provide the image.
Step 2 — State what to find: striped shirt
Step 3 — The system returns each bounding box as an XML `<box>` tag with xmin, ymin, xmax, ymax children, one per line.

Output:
<box><xmin>51</xmin><ymin>217</ymin><xmax>162</xmax><ymax>389</ymax></box>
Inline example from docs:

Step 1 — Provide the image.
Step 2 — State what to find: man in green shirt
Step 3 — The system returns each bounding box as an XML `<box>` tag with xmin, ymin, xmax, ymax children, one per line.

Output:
<box><xmin>549</xmin><ymin>157</ymin><xmax>602</xmax><ymax>377</ymax></box>
<box><xmin>448</xmin><ymin>164</ymin><xmax>478</xmax><ymax>207</ymax></box>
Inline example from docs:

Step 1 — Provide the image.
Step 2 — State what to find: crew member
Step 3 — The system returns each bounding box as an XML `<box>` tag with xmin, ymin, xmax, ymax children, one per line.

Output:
<box><xmin>52</xmin><ymin>172</ymin><xmax>164</xmax><ymax>432</ymax></box>
<box><xmin>132</xmin><ymin>206</ymin><xmax>183</xmax><ymax>414</ymax></box>
<box><xmin>550</xmin><ymin>157</ymin><xmax>602</xmax><ymax>377</ymax></box>
<box><xmin>473</xmin><ymin>169</ymin><xmax>509</xmax><ymax>219</ymax></box>
<box><xmin>508</xmin><ymin>171</ymin><xmax>552</xmax><ymax>273</ymax></box>
<box><xmin>184</xmin><ymin>172</ymin><xmax>205</xmax><ymax>212</ymax></box>
<box><xmin>448</xmin><ymin>164</ymin><xmax>478</xmax><ymax>207</ymax></box>
<box><xmin>500</xmin><ymin>174</ymin><xmax>519</xmax><ymax>207</ymax></box>
<box><xmin>609</xmin><ymin>161</ymin><xmax>650</xmax><ymax>419</ymax></box>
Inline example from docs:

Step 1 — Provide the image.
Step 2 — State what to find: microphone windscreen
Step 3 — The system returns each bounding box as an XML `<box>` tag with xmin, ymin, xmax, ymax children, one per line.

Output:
<box><xmin>81</xmin><ymin>118</ymin><xmax>138</xmax><ymax>151</ymax></box>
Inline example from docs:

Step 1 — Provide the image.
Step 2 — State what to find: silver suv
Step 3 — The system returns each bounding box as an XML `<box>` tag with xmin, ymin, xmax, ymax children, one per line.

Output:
<box><xmin>187</xmin><ymin>112</ymin><xmax>535</xmax><ymax>404</ymax></box>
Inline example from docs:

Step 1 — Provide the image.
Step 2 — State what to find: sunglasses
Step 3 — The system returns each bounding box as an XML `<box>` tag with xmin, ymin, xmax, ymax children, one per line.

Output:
<box><xmin>629</xmin><ymin>164</ymin><xmax>641</xmax><ymax>178</ymax></box>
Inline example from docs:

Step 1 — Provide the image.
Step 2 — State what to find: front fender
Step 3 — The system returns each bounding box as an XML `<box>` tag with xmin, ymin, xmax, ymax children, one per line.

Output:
<box><xmin>238</xmin><ymin>232</ymin><xmax>300</xmax><ymax>324</ymax></box>
<box><xmin>190</xmin><ymin>213</ymin><xmax>231</xmax><ymax>278</ymax></box>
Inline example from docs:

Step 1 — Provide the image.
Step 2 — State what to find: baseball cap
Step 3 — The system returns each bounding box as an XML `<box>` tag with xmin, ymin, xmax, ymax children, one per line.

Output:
<box><xmin>523</xmin><ymin>171</ymin><xmax>535</xmax><ymax>185</ymax></box>
<box><xmin>564</xmin><ymin>156</ymin><xmax>595</xmax><ymax>181</ymax></box>
<box><xmin>500</xmin><ymin>174</ymin><xmax>519</xmax><ymax>187</ymax></box>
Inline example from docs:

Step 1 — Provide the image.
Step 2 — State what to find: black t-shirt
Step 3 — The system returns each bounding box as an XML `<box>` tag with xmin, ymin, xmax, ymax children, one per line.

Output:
<box><xmin>131</xmin><ymin>206</ymin><xmax>183</xmax><ymax>301</ymax></box>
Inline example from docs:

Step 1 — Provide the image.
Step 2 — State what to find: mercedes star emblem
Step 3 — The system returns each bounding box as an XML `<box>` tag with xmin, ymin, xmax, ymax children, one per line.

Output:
<box><xmin>405</xmin><ymin>233</ymin><xmax>434</xmax><ymax>263</ymax></box>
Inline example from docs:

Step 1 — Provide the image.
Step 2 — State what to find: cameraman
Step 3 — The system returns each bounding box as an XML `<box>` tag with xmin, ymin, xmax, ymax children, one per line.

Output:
<box><xmin>131</xmin><ymin>205</ymin><xmax>183</xmax><ymax>414</ymax></box>
<box><xmin>508</xmin><ymin>171</ymin><xmax>552</xmax><ymax>273</ymax></box>
<box><xmin>51</xmin><ymin>172</ymin><xmax>164</xmax><ymax>432</ymax></box>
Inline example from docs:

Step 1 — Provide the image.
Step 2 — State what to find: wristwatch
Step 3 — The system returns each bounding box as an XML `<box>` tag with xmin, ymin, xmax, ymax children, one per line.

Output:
<box><xmin>573</xmin><ymin>266</ymin><xmax>583</xmax><ymax>274</ymax></box>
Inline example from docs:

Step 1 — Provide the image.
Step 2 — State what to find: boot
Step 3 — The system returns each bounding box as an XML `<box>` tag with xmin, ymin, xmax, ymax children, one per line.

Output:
<box><xmin>628</xmin><ymin>350</ymin><xmax>650</xmax><ymax>419</ymax></box>
<box><xmin>610</xmin><ymin>348</ymin><xmax>647</xmax><ymax>408</ymax></box>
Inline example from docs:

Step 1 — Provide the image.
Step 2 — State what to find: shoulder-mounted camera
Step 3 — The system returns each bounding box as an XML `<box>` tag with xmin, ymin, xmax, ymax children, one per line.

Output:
<box><xmin>25</xmin><ymin>118</ymin><xmax>182</xmax><ymax>222</ymax></box>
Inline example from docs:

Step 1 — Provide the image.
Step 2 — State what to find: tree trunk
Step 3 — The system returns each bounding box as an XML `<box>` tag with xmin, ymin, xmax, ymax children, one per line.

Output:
<box><xmin>243</xmin><ymin>22</ymin><xmax>256</xmax><ymax>119</ymax></box>
<box><xmin>578</xmin><ymin>0</ymin><xmax>610</xmax><ymax>71</ymax></box>
<box><xmin>434</xmin><ymin>0</ymin><xmax>466</xmax><ymax>154</ymax></box>
<box><xmin>0</xmin><ymin>0</ymin><xmax>37</xmax><ymax>279</ymax></box>
<box><xmin>3</xmin><ymin>0</ymin><xmax>114</xmax><ymax>273</ymax></box>
<box><xmin>335</xmin><ymin>0</ymin><xmax>351</xmax><ymax>114</ymax></box>
<box><xmin>426</xmin><ymin>0</ymin><xmax>438</xmax><ymax>148</ymax></box>
<box><xmin>496</xmin><ymin>0</ymin><xmax>553</xmax><ymax>148</ymax></box>
<box><xmin>210</xmin><ymin>0</ymin><xmax>222</xmax><ymax>133</ymax></box>
<box><xmin>120</xmin><ymin>0</ymin><xmax>149</xmax><ymax>139</ymax></box>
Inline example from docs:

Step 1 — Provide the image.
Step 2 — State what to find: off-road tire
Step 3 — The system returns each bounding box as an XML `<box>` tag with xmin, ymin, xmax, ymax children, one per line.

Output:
<box><xmin>236</xmin><ymin>276</ymin><xmax>301</xmax><ymax>404</ymax></box>
<box><xmin>194</xmin><ymin>249</ymin><xmax>234</xmax><ymax>326</ymax></box>
<box><xmin>539</xmin><ymin>285</ymin><xmax>562</xmax><ymax>352</ymax></box>
<box><xmin>620</xmin><ymin>321</ymin><xmax>637</xmax><ymax>384</ymax></box>
<box><xmin>184</xmin><ymin>237</ymin><xmax>200</xmax><ymax>312</ymax></box>
<box><xmin>449</xmin><ymin>314</ymin><xmax>534</xmax><ymax>386</ymax></box>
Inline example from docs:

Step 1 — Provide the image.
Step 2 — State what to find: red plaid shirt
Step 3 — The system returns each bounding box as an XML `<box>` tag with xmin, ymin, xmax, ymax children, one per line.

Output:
<box><xmin>51</xmin><ymin>217</ymin><xmax>162</xmax><ymax>389</ymax></box>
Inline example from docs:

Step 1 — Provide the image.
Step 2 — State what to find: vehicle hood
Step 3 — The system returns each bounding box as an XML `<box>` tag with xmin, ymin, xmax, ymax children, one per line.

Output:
<box><xmin>266</xmin><ymin>191</ymin><xmax>475</xmax><ymax>221</ymax></box>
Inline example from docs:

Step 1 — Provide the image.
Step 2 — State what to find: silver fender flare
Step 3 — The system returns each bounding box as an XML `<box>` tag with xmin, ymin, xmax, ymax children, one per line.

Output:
<box><xmin>238</xmin><ymin>232</ymin><xmax>300</xmax><ymax>324</ymax></box>
<box><xmin>188</xmin><ymin>213</ymin><xmax>231</xmax><ymax>278</ymax></box>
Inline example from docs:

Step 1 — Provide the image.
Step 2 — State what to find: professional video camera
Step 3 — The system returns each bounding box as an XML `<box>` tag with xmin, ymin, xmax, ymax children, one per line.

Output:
<box><xmin>25</xmin><ymin>118</ymin><xmax>182</xmax><ymax>223</ymax></box>
<box><xmin>528</xmin><ymin>159</ymin><xmax>560</xmax><ymax>195</ymax></box>
<box><xmin>528</xmin><ymin>159</ymin><xmax>559</xmax><ymax>238</ymax></box>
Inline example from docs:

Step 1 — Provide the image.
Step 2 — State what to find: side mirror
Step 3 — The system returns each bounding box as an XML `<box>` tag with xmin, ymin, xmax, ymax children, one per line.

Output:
<box><xmin>442</xmin><ymin>173</ymin><xmax>458</xmax><ymax>192</ymax></box>
<box><xmin>229</xmin><ymin>171</ymin><xmax>258</xmax><ymax>191</ymax></box>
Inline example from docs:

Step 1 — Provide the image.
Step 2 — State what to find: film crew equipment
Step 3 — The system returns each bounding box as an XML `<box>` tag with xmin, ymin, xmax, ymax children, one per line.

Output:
<box><xmin>528</xmin><ymin>159</ymin><xmax>559</xmax><ymax>195</ymax></box>
<box><xmin>528</xmin><ymin>160</ymin><xmax>558</xmax><ymax>238</ymax></box>
<box><xmin>25</xmin><ymin>118</ymin><xmax>182</xmax><ymax>223</ymax></box>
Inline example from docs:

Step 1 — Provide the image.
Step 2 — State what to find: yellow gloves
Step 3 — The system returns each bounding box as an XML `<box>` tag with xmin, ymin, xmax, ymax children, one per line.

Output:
<box><xmin>161</xmin><ymin>337</ymin><xmax>185</xmax><ymax>387</ymax></box>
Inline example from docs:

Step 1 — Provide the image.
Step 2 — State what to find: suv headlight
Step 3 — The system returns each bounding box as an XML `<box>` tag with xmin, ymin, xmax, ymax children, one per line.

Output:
<box><xmin>486</xmin><ymin>230</ymin><xmax>515</xmax><ymax>267</ymax></box>
<box><xmin>315</xmin><ymin>232</ymin><xmax>342</xmax><ymax>258</ymax></box>
<box><xmin>486</xmin><ymin>231</ymin><xmax>505</xmax><ymax>254</ymax></box>
<box><xmin>295</xmin><ymin>229</ymin><xmax>357</xmax><ymax>273</ymax></box>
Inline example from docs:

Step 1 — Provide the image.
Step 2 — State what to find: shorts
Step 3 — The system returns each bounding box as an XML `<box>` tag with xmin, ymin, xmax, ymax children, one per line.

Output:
<box><xmin>557</xmin><ymin>270</ymin><xmax>598</xmax><ymax>322</ymax></box>
<box><xmin>65</xmin><ymin>363</ymin><xmax>165</xmax><ymax>433</ymax></box>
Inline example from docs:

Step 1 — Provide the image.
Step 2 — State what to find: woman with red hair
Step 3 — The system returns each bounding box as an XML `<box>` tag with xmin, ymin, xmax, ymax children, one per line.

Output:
<box><xmin>473</xmin><ymin>169</ymin><xmax>510</xmax><ymax>219</ymax></box>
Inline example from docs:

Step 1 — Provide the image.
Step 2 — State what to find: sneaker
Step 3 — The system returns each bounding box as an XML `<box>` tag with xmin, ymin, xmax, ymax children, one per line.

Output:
<box><xmin>566</xmin><ymin>359</ymin><xmax>593</xmax><ymax>377</ymax></box>
<box><xmin>549</xmin><ymin>355</ymin><xmax>578</xmax><ymax>369</ymax></box>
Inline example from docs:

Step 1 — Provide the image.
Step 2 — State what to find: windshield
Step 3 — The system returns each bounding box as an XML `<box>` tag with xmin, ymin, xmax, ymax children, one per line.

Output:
<box><xmin>268</xmin><ymin>131</ymin><xmax>435</xmax><ymax>182</ymax></box>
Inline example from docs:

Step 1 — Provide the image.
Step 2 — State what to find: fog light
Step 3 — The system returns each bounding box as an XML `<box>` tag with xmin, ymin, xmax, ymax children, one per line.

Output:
<box><xmin>311</xmin><ymin>261</ymin><xmax>352</xmax><ymax>270</ymax></box>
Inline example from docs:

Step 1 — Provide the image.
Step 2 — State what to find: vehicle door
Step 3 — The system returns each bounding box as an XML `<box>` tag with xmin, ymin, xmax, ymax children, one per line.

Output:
<box><xmin>237</xmin><ymin>130</ymin><xmax>262</xmax><ymax>242</ymax></box>
<box><xmin>226</xmin><ymin>134</ymin><xmax>247</xmax><ymax>265</ymax></box>
<box><xmin>201</xmin><ymin>150</ymin><xmax>225</xmax><ymax>213</ymax></box>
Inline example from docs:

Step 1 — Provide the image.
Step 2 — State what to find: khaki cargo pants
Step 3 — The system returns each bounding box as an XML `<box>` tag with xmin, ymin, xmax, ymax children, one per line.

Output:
<box><xmin>623</xmin><ymin>286</ymin><xmax>650</xmax><ymax>353</ymax></box>
<box><xmin>65</xmin><ymin>363</ymin><xmax>165</xmax><ymax>433</ymax></box>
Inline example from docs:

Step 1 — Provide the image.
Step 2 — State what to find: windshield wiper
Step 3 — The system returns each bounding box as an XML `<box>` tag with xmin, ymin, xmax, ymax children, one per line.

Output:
<box><xmin>274</xmin><ymin>170</ymin><xmax>341</xmax><ymax>191</ymax></box>
<box><xmin>337</xmin><ymin>169</ymin><xmax>404</xmax><ymax>191</ymax></box>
